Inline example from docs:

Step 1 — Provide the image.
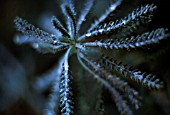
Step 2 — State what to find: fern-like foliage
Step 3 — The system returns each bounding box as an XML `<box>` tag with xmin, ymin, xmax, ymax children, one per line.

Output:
<box><xmin>14</xmin><ymin>0</ymin><xmax>169</xmax><ymax>115</ymax></box>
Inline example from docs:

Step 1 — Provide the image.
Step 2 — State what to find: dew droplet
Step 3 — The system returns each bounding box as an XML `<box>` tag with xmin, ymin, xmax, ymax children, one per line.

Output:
<box><xmin>32</xmin><ymin>43</ymin><xmax>39</xmax><ymax>48</ymax></box>
<box><xmin>98</xmin><ymin>29</ymin><xmax>103</xmax><ymax>33</ymax></box>
<box><xmin>86</xmin><ymin>33</ymin><xmax>91</xmax><ymax>37</ymax></box>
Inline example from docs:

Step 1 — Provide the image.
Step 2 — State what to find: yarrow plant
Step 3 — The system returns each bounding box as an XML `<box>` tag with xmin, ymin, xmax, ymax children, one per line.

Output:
<box><xmin>14</xmin><ymin>0</ymin><xmax>169</xmax><ymax>115</ymax></box>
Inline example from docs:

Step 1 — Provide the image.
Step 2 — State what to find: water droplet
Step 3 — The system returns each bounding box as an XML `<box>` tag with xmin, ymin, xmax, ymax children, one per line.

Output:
<box><xmin>14</xmin><ymin>35</ymin><xmax>20</xmax><ymax>43</ymax></box>
<box><xmin>53</xmin><ymin>40</ymin><xmax>57</xmax><ymax>44</ymax></box>
<box><xmin>32</xmin><ymin>43</ymin><xmax>39</xmax><ymax>48</ymax></box>
<box><xmin>86</xmin><ymin>33</ymin><xmax>91</xmax><ymax>37</ymax></box>
<box><xmin>98</xmin><ymin>29</ymin><xmax>103</xmax><ymax>33</ymax></box>
<box><xmin>110</xmin><ymin>4</ymin><xmax>116</xmax><ymax>10</ymax></box>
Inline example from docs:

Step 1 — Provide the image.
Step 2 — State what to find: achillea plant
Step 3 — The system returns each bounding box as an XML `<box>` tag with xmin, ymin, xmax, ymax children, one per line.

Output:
<box><xmin>14</xmin><ymin>0</ymin><xmax>169</xmax><ymax>115</ymax></box>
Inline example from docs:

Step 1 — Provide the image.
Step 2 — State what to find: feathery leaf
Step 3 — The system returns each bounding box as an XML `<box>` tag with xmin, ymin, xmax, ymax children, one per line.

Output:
<box><xmin>78</xmin><ymin>52</ymin><xmax>134</xmax><ymax>115</ymax></box>
<box><xmin>14</xmin><ymin>17</ymin><xmax>62</xmax><ymax>45</ymax></box>
<box><xmin>51</xmin><ymin>16</ymin><xmax>70</xmax><ymax>38</ymax></box>
<box><xmin>59</xmin><ymin>48</ymin><xmax>74</xmax><ymax>115</ymax></box>
<box><xmin>61</xmin><ymin>3</ymin><xmax>77</xmax><ymax>38</ymax></box>
<box><xmin>76</xmin><ymin>0</ymin><xmax>94</xmax><ymax>33</ymax></box>
<box><xmin>79</xmin><ymin>4</ymin><xmax>157</xmax><ymax>41</ymax></box>
<box><xmin>100</xmin><ymin>54</ymin><xmax>164</xmax><ymax>89</ymax></box>
<box><xmin>83</xmin><ymin>28</ymin><xmax>169</xmax><ymax>50</ymax></box>
<box><xmin>87</xmin><ymin>0</ymin><xmax>123</xmax><ymax>32</ymax></box>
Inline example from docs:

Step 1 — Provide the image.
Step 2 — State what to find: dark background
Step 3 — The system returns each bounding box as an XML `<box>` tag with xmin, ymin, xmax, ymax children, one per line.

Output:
<box><xmin>0</xmin><ymin>0</ymin><xmax>170</xmax><ymax>115</ymax></box>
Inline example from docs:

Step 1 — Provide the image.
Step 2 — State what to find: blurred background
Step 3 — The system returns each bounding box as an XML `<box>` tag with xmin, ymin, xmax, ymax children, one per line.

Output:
<box><xmin>0</xmin><ymin>0</ymin><xmax>170</xmax><ymax>115</ymax></box>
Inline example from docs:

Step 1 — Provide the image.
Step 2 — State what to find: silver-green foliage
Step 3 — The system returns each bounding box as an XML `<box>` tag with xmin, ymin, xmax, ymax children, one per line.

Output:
<box><xmin>14</xmin><ymin>0</ymin><xmax>169</xmax><ymax>115</ymax></box>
